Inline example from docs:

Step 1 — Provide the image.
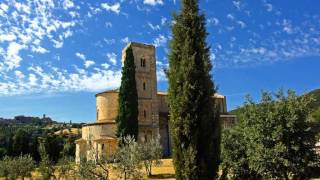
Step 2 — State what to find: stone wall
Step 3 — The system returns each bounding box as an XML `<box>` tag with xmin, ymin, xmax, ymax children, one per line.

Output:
<box><xmin>81</xmin><ymin>123</ymin><xmax>117</xmax><ymax>140</ymax></box>
<box><xmin>96</xmin><ymin>92</ymin><xmax>118</xmax><ymax>123</ymax></box>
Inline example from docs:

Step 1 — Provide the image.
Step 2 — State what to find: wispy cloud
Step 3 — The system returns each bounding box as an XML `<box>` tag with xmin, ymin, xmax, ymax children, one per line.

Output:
<box><xmin>153</xmin><ymin>34</ymin><xmax>167</xmax><ymax>48</ymax></box>
<box><xmin>106</xmin><ymin>53</ymin><xmax>117</xmax><ymax>65</ymax></box>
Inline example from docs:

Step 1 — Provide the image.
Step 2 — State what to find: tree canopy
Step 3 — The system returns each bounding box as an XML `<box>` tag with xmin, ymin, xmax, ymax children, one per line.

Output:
<box><xmin>167</xmin><ymin>0</ymin><xmax>220</xmax><ymax>179</ymax></box>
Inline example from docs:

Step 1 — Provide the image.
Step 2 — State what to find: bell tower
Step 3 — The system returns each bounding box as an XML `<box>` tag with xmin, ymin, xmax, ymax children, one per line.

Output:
<box><xmin>121</xmin><ymin>42</ymin><xmax>159</xmax><ymax>142</ymax></box>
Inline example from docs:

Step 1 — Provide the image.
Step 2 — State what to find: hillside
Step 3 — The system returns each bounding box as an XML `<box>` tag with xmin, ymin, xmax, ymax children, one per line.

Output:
<box><xmin>306</xmin><ymin>89</ymin><xmax>320</xmax><ymax>123</ymax></box>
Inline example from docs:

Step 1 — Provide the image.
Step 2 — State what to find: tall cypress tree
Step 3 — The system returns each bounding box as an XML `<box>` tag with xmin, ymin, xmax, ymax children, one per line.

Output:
<box><xmin>116</xmin><ymin>46</ymin><xmax>139</xmax><ymax>140</ymax></box>
<box><xmin>168</xmin><ymin>0</ymin><xmax>220</xmax><ymax>179</ymax></box>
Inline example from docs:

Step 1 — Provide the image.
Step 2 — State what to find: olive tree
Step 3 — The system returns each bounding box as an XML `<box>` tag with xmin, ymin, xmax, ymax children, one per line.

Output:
<box><xmin>140</xmin><ymin>135</ymin><xmax>163</xmax><ymax>177</ymax></box>
<box><xmin>113</xmin><ymin>135</ymin><xmax>143</xmax><ymax>180</ymax></box>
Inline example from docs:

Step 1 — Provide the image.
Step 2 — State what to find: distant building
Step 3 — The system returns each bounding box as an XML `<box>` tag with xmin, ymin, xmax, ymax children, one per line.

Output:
<box><xmin>75</xmin><ymin>42</ymin><xmax>237</xmax><ymax>163</ymax></box>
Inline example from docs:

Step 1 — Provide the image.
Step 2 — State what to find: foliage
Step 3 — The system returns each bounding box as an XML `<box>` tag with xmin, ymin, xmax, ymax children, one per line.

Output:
<box><xmin>77</xmin><ymin>158</ymin><xmax>110</xmax><ymax>180</ymax></box>
<box><xmin>116</xmin><ymin>46</ymin><xmax>139</xmax><ymax>139</ymax></box>
<box><xmin>140</xmin><ymin>135</ymin><xmax>163</xmax><ymax>177</ymax></box>
<box><xmin>220</xmin><ymin>129</ymin><xmax>259</xmax><ymax>179</ymax></box>
<box><xmin>55</xmin><ymin>156</ymin><xmax>75</xmax><ymax>179</ymax></box>
<box><xmin>167</xmin><ymin>0</ymin><xmax>220</xmax><ymax>179</ymax></box>
<box><xmin>0</xmin><ymin>121</ymin><xmax>79</xmax><ymax>163</ymax></box>
<box><xmin>311</xmin><ymin>107</ymin><xmax>320</xmax><ymax>123</ymax></box>
<box><xmin>0</xmin><ymin>154</ymin><xmax>35</xmax><ymax>180</ymax></box>
<box><xmin>113</xmin><ymin>136</ymin><xmax>143</xmax><ymax>180</ymax></box>
<box><xmin>222</xmin><ymin>90</ymin><xmax>320</xmax><ymax>179</ymax></box>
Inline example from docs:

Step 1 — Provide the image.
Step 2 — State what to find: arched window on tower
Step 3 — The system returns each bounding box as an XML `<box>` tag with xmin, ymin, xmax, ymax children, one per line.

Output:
<box><xmin>143</xmin><ymin>82</ymin><xmax>146</xmax><ymax>90</ymax></box>
<box><xmin>144</xmin><ymin>110</ymin><xmax>146</xmax><ymax>119</ymax></box>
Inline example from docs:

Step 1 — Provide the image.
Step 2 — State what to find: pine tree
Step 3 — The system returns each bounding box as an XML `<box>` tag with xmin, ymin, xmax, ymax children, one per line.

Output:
<box><xmin>168</xmin><ymin>0</ymin><xmax>220</xmax><ymax>179</ymax></box>
<box><xmin>116</xmin><ymin>46</ymin><xmax>139</xmax><ymax>140</ymax></box>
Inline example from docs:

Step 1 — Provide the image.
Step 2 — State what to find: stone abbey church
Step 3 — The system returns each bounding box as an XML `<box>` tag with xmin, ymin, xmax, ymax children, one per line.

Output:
<box><xmin>75</xmin><ymin>42</ymin><xmax>236</xmax><ymax>163</ymax></box>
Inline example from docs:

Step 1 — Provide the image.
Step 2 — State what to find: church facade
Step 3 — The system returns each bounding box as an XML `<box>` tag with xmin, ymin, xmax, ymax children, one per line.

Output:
<box><xmin>75</xmin><ymin>42</ymin><xmax>236</xmax><ymax>163</ymax></box>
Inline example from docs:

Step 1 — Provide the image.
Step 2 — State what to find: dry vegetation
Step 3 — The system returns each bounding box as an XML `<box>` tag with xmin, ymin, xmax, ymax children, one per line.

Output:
<box><xmin>0</xmin><ymin>159</ymin><xmax>175</xmax><ymax>180</ymax></box>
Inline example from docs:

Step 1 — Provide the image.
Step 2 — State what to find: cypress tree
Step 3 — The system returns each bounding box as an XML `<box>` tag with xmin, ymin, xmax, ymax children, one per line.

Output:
<box><xmin>116</xmin><ymin>46</ymin><xmax>139</xmax><ymax>140</ymax></box>
<box><xmin>168</xmin><ymin>0</ymin><xmax>220</xmax><ymax>179</ymax></box>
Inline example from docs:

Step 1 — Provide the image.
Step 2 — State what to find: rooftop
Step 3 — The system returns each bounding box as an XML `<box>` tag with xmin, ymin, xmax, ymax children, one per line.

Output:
<box><xmin>96</xmin><ymin>90</ymin><xmax>225</xmax><ymax>99</ymax></box>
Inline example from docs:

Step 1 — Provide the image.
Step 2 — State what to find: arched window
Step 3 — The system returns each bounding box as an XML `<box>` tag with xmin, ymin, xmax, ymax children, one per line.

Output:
<box><xmin>144</xmin><ymin>110</ymin><xmax>146</xmax><ymax>118</ymax></box>
<box><xmin>140</xmin><ymin>58</ymin><xmax>146</xmax><ymax>67</ymax></box>
<box><xmin>143</xmin><ymin>82</ymin><xmax>146</xmax><ymax>90</ymax></box>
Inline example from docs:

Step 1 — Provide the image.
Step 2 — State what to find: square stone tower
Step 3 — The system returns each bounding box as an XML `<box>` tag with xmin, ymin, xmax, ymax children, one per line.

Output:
<box><xmin>122</xmin><ymin>42</ymin><xmax>159</xmax><ymax>142</ymax></box>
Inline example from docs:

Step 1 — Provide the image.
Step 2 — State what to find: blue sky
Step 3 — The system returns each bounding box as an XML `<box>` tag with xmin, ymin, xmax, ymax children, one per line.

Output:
<box><xmin>0</xmin><ymin>0</ymin><xmax>319</xmax><ymax>123</ymax></box>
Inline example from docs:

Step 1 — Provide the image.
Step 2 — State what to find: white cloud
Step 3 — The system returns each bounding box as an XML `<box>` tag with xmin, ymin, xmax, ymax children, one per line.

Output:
<box><xmin>14</xmin><ymin>70</ymin><xmax>25</xmax><ymax>79</ymax></box>
<box><xmin>101</xmin><ymin>63</ymin><xmax>110</xmax><ymax>69</ymax></box>
<box><xmin>232</xmin><ymin>1</ymin><xmax>241</xmax><ymax>10</ymax></box>
<box><xmin>0</xmin><ymin>3</ymin><xmax>9</xmax><ymax>12</ymax></box>
<box><xmin>106</xmin><ymin>53</ymin><xmax>117</xmax><ymax>65</ymax></box>
<box><xmin>52</xmin><ymin>40</ymin><xmax>64</xmax><ymax>48</ymax></box>
<box><xmin>0</xmin><ymin>34</ymin><xmax>16</xmax><ymax>42</ymax></box>
<box><xmin>282</xmin><ymin>19</ymin><xmax>294</xmax><ymax>34</ymax></box>
<box><xmin>5</xmin><ymin>42</ymin><xmax>26</xmax><ymax>70</ymax></box>
<box><xmin>63</xmin><ymin>0</ymin><xmax>74</xmax><ymax>10</ymax></box>
<box><xmin>28</xmin><ymin>73</ymin><xmax>38</xmax><ymax>86</ymax></box>
<box><xmin>161</xmin><ymin>17</ymin><xmax>167</xmax><ymax>26</ymax></box>
<box><xmin>156</xmin><ymin>69</ymin><xmax>167</xmax><ymax>82</ymax></box>
<box><xmin>101</xmin><ymin>3</ymin><xmax>120</xmax><ymax>14</ymax></box>
<box><xmin>153</xmin><ymin>34</ymin><xmax>167</xmax><ymax>47</ymax></box>
<box><xmin>31</xmin><ymin>46</ymin><xmax>49</xmax><ymax>54</ymax></box>
<box><xmin>75</xmin><ymin>52</ymin><xmax>86</xmax><ymax>60</ymax></box>
<box><xmin>143</xmin><ymin>0</ymin><xmax>164</xmax><ymax>6</ymax></box>
<box><xmin>84</xmin><ymin>60</ymin><xmax>95</xmax><ymax>68</ymax></box>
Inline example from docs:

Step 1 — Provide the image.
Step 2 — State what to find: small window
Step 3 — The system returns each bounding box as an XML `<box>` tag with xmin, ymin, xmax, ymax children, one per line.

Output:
<box><xmin>140</xmin><ymin>58</ymin><xmax>143</xmax><ymax>67</ymax></box>
<box><xmin>143</xmin><ymin>82</ymin><xmax>146</xmax><ymax>90</ymax></box>
<box><xmin>101</xmin><ymin>144</ymin><xmax>104</xmax><ymax>150</ymax></box>
<box><xmin>144</xmin><ymin>110</ymin><xmax>146</xmax><ymax>118</ymax></box>
<box><xmin>97</xmin><ymin>109</ymin><xmax>99</xmax><ymax>119</ymax></box>
<box><xmin>143</xmin><ymin>59</ymin><xmax>146</xmax><ymax>67</ymax></box>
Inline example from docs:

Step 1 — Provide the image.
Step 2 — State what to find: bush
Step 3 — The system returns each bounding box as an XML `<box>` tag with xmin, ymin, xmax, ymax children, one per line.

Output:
<box><xmin>0</xmin><ymin>154</ymin><xmax>35</xmax><ymax>180</ymax></box>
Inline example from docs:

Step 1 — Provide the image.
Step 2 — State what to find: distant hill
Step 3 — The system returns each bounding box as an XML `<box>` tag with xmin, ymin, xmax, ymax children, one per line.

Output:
<box><xmin>0</xmin><ymin>115</ymin><xmax>56</xmax><ymax>125</ymax></box>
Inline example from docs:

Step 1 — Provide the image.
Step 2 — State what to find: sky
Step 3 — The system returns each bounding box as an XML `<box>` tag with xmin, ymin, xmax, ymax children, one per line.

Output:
<box><xmin>0</xmin><ymin>0</ymin><xmax>319</xmax><ymax>123</ymax></box>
